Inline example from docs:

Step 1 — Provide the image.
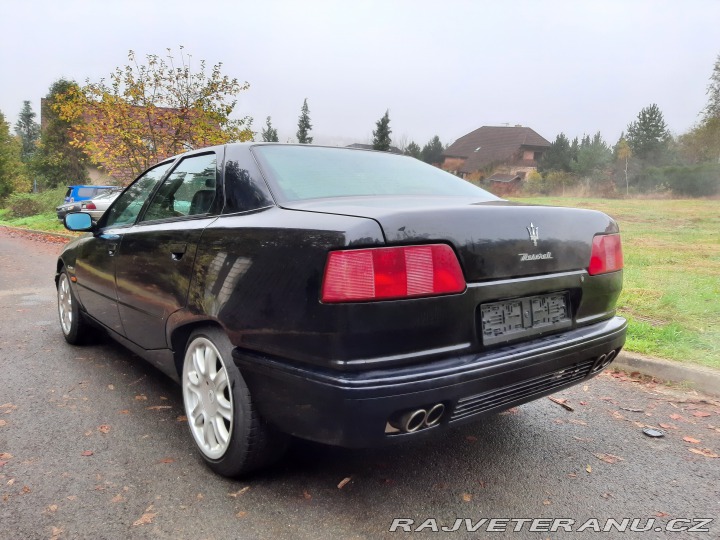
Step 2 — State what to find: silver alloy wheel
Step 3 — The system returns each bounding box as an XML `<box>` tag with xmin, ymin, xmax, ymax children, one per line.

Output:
<box><xmin>58</xmin><ymin>273</ymin><xmax>73</xmax><ymax>335</ymax></box>
<box><xmin>182</xmin><ymin>336</ymin><xmax>234</xmax><ymax>460</ymax></box>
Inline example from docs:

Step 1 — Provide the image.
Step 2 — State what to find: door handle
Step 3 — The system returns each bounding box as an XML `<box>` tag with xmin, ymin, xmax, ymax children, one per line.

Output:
<box><xmin>169</xmin><ymin>243</ymin><xmax>187</xmax><ymax>261</ymax></box>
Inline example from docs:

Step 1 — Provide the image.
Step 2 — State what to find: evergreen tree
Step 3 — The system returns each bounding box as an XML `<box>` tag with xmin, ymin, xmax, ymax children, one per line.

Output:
<box><xmin>703</xmin><ymin>52</ymin><xmax>720</xmax><ymax>121</ymax></box>
<box><xmin>0</xmin><ymin>110</ymin><xmax>30</xmax><ymax>198</ymax></box>
<box><xmin>571</xmin><ymin>131</ymin><xmax>612</xmax><ymax>177</ymax></box>
<box><xmin>261</xmin><ymin>116</ymin><xmax>279</xmax><ymax>142</ymax></box>
<box><xmin>626</xmin><ymin>103</ymin><xmax>670</xmax><ymax>161</ymax></box>
<box><xmin>296</xmin><ymin>98</ymin><xmax>313</xmax><ymax>144</ymax></box>
<box><xmin>404</xmin><ymin>141</ymin><xmax>421</xmax><ymax>159</ymax></box>
<box><xmin>421</xmin><ymin>135</ymin><xmax>444</xmax><ymax>164</ymax></box>
<box><xmin>30</xmin><ymin>79</ymin><xmax>89</xmax><ymax>188</ymax></box>
<box><xmin>538</xmin><ymin>133</ymin><xmax>573</xmax><ymax>172</ymax></box>
<box><xmin>14</xmin><ymin>101</ymin><xmax>40</xmax><ymax>162</ymax></box>
<box><xmin>372</xmin><ymin>110</ymin><xmax>392</xmax><ymax>151</ymax></box>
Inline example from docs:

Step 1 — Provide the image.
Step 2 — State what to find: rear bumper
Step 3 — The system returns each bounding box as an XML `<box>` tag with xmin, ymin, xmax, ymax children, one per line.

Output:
<box><xmin>233</xmin><ymin>316</ymin><xmax>626</xmax><ymax>447</ymax></box>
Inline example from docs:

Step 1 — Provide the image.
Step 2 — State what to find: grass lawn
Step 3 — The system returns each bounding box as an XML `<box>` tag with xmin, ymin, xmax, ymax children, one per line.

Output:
<box><xmin>0</xmin><ymin>210</ymin><xmax>71</xmax><ymax>234</ymax></box>
<box><xmin>512</xmin><ymin>197</ymin><xmax>720</xmax><ymax>370</ymax></box>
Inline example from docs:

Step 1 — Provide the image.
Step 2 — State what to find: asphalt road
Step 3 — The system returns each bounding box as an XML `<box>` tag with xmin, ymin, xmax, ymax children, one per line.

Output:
<box><xmin>1</xmin><ymin>229</ymin><xmax>718</xmax><ymax>540</ymax></box>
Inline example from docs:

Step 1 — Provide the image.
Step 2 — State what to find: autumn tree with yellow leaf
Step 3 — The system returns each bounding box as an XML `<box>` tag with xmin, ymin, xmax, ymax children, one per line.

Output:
<box><xmin>56</xmin><ymin>47</ymin><xmax>253</xmax><ymax>183</ymax></box>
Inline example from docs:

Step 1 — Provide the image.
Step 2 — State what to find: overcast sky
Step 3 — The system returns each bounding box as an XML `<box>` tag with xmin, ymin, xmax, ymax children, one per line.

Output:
<box><xmin>1</xmin><ymin>0</ymin><xmax>719</xmax><ymax>148</ymax></box>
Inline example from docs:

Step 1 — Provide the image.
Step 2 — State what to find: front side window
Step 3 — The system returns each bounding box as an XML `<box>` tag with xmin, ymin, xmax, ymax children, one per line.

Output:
<box><xmin>141</xmin><ymin>153</ymin><xmax>217</xmax><ymax>222</ymax></box>
<box><xmin>102</xmin><ymin>162</ymin><xmax>173</xmax><ymax>228</ymax></box>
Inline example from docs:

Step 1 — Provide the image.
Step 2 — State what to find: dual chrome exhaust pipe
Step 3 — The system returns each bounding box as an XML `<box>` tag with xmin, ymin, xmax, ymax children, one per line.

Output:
<box><xmin>592</xmin><ymin>349</ymin><xmax>617</xmax><ymax>373</ymax></box>
<box><xmin>390</xmin><ymin>403</ymin><xmax>446</xmax><ymax>433</ymax></box>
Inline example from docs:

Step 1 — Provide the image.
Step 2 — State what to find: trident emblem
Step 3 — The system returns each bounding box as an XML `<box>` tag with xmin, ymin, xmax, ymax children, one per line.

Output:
<box><xmin>527</xmin><ymin>223</ymin><xmax>539</xmax><ymax>247</ymax></box>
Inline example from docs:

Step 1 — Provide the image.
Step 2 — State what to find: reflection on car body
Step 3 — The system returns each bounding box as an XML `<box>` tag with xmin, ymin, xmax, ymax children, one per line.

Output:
<box><xmin>56</xmin><ymin>143</ymin><xmax>626</xmax><ymax>478</ymax></box>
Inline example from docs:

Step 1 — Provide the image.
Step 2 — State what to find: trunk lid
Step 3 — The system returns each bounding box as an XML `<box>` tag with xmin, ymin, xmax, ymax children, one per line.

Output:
<box><xmin>282</xmin><ymin>196</ymin><xmax>619</xmax><ymax>281</ymax></box>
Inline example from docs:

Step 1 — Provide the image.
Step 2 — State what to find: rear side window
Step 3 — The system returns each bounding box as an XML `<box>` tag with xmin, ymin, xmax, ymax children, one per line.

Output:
<box><xmin>141</xmin><ymin>153</ymin><xmax>217</xmax><ymax>222</ymax></box>
<box><xmin>252</xmin><ymin>145</ymin><xmax>498</xmax><ymax>202</ymax></box>
<box><xmin>76</xmin><ymin>187</ymin><xmax>95</xmax><ymax>198</ymax></box>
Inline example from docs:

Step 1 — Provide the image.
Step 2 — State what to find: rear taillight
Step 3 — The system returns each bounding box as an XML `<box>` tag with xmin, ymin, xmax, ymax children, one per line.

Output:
<box><xmin>588</xmin><ymin>234</ymin><xmax>623</xmax><ymax>275</ymax></box>
<box><xmin>83</xmin><ymin>202</ymin><xmax>96</xmax><ymax>210</ymax></box>
<box><xmin>322</xmin><ymin>244</ymin><xmax>466</xmax><ymax>303</ymax></box>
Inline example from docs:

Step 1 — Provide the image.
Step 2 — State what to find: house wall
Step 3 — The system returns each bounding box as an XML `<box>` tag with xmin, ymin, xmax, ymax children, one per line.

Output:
<box><xmin>87</xmin><ymin>166</ymin><xmax>120</xmax><ymax>186</ymax></box>
<box><xmin>441</xmin><ymin>157</ymin><xmax>466</xmax><ymax>173</ymax></box>
<box><xmin>492</xmin><ymin>164</ymin><xmax>538</xmax><ymax>180</ymax></box>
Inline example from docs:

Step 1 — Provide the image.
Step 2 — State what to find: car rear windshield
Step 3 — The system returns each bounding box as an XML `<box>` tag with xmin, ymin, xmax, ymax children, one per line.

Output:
<box><xmin>252</xmin><ymin>145</ymin><xmax>498</xmax><ymax>202</ymax></box>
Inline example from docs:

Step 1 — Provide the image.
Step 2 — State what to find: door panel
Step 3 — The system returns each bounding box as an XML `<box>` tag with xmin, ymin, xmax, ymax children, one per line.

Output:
<box><xmin>115</xmin><ymin>220</ymin><xmax>213</xmax><ymax>349</ymax></box>
<box><xmin>74</xmin><ymin>231</ymin><xmax>124</xmax><ymax>334</ymax></box>
<box><xmin>114</xmin><ymin>151</ymin><xmax>222</xmax><ymax>349</ymax></box>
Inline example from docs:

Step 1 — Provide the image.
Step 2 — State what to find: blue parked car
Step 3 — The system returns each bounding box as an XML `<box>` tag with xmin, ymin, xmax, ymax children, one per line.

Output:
<box><xmin>64</xmin><ymin>185</ymin><xmax>119</xmax><ymax>203</ymax></box>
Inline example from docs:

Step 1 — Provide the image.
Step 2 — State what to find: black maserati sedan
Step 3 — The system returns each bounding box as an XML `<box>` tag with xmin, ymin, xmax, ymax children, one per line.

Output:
<box><xmin>57</xmin><ymin>143</ymin><xmax>626</xmax><ymax>477</ymax></box>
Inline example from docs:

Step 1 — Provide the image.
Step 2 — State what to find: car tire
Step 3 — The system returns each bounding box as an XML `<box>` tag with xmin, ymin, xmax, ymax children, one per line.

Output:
<box><xmin>181</xmin><ymin>327</ymin><xmax>288</xmax><ymax>477</ymax></box>
<box><xmin>57</xmin><ymin>270</ymin><xmax>90</xmax><ymax>345</ymax></box>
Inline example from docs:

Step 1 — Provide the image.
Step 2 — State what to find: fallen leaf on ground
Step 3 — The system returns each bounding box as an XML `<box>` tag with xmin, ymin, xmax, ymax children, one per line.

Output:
<box><xmin>500</xmin><ymin>407</ymin><xmax>519</xmax><ymax>415</ymax></box>
<box><xmin>611</xmin><ymin>411</ymin><xmax>625</xmax><ymax>420</ymax></box>
<box><xmin>548</xmin><ymin>396</ymin><xmax>574</xmax><ymax>411</ymax></box>
<box><xmin>50</xmin><ymin>526</ymin><xmax>63</xmax><ymax>540</ymax></box>
<box><xmin>132</xmin><ymin>506</ymin><xmax>157</xmax><ymax>526</ymax></box>
<box><xmin>147</xmin><ymin>406</ymin><xmax>172</xmax><ymax>410</ymax></box>
<box><xmin>0</xmin><ymin>420</ymin><xmax>7</xmax><ymax>427</ymax></box>
<box><xmin>579</xmin><ymin>401</ymin><xmax>588</xmax><ymax>406</ymax></box>
<box><xmin>583</xmin><ymin>385</ymin><xmax>589</xmax><ymax>391</ymax></box>
<box><xmin>337</xmin><ymin>477</ymin><xmax>352</xmax><ymax>489</ymax></box>
<box><xmin>586</xmin><ymin>465</ymin><xmax>592</xmax><ymax>473</ymax></box>
<box><xmin>543</xmin><ymin>499</ymin><xmax>551</xmax><ymax>505</ymax></box>
<box><xmin>158</xmin><ymin>457</ymin><xmax>175</xmax><ymax>464</ymax></box>
<box><xmin>108</xmin><ymin>385</ymin><xmax>114</xmax><ymax>390</ymax></box>
<box><xmin>176</xmin><ymin>416</ymin><xmax>187</xmax><ymax>422</ymax></box>
<box><xmin>669</xmin><ymin>414</ymin><xmax>685</xmax><ymax>421</ymax></box>
<box><xmin>236</xmin><ymin>511</ymin><xmax>247</xmax><ymax>518</ymax></box>
<box><xmin>594</xmin><ymin>453</ymin><xmax>624</xmax><ymax>464</ymax></box>
<box><xmin>302</xmin><ymin>490</ymin><xmax>312</xmax><ymax>500</ymax></box>
<box><xmin>98</xmin><ymin>425</ymin><xmax>110</xmax><ymax>434</ymax></box>
<box><xmin>196</xmin><ymin>493</ymin><xmax>204</xmax><ymax>500</ymax></box>
<box><xmin>66</xmin><ymin>496</ymin><xmax>76</xmax><ymax>501</ymax></box>
<box><xmin>22</xmin><ymin>486</ymin><xmax>31</xmax><ymax>494</ymax></box>
<box><xmin>659</xmin><ymin>423</ymin><xmax>677</xmax><ymax>430</ymax></box>
<box><xmin>81</xmin><ymin>450</ymin><xmax>93</xmax><ymax>457</ymax></box>
<box><xmin>7</xmin><ymin>479</ymin><xmax>15</xmax><ymax>486</ymax></box>
<box><xmin>683</xmin><ymin>436</ymin><xmax>701</xmax><ymax>444</ymax></box>
<box><xmin>692</xmin><ymin>411</ymin><xmax>711</xmax><ymax>418</ymax></box>
<box><xmin>111</xmin><ymin>494</ymin><xmax>124</xmax><ymax>503</ymax></box>
<box><xmin>655</xmin><ymin>511</ymin><xmax>669</xmax><ymax>518</ymax></box>
<box><xmin>689</xmin><ymin>448</ymin><xmax>719</xmax><ymax>458</ymax></box>
<box><xmin>568</xmin><ymin>419</ymin><xmax>587</xmax><ymax>426</ymax></box>
<box><xmin>118</xmin><ymin>410</ymin><xmax>130</xmax><ymax>415</ymax></box>
<box><xmin>567</xmin><ymin>473</ymin><xmax>577</xmax><ymax>478</ymax></box>
<box><xmin>462</xmin><ymin>493</ymin><xmax>472</xmax><ymax>502</ymax></box>
<box><xmin>48</xmin><ymin>504</ymin><xmax>58</xmax><ymax>513</ymax></box>
<box><xmin>228</xmin><ymin>486</ymin><xmax>250</xmax><ymax>498</ymax></box>
<box><xmin>134</xmin><ymin>395</ymin><xmax>147</xmax><ymax>401</ymax></box>
<box><xmin>0</xmin><ymin>403</ymin><xmax>16</xmax><ymax>409</ymax></box>
<box><xmin>0</xmin><ymin>453</ymin><xmax>12</xmax><ymax>460</ymax></box>
<box><xmin>620</xmin><ymin>407</ymin><xmax>644</xmax><ymax>413</ymax></box>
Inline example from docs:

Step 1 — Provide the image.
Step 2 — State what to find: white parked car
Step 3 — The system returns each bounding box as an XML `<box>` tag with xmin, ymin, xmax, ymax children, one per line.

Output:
<box><xmin>80</xmin><ymin>190</ymin><xmax>121</xmax><ymax>220</ymax></box>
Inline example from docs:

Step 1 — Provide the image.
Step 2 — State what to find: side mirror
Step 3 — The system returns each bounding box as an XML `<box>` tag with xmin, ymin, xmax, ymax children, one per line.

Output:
<box><xmin>64</xmin><ymin>212</ymin><xmax>94</xmax><ymax>232</ymax></box>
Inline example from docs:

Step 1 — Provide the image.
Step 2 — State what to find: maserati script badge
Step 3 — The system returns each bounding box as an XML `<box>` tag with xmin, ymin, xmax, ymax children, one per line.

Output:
<box><xmin>527</xmin><ymin>222</ymin><xmax>539</xmax><ymax>246</ymax></box>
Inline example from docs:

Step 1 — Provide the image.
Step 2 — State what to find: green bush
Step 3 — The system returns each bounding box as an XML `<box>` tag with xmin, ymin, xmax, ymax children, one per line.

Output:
<box><xmin>7</xmin><ymin>193</ymin><xmax>43</xmax><ymax>218</ymax></box>
<box><xmin>4</xmin><ymin>186</ymin><xmax>67</xmax><ymax>218</ymax></box>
